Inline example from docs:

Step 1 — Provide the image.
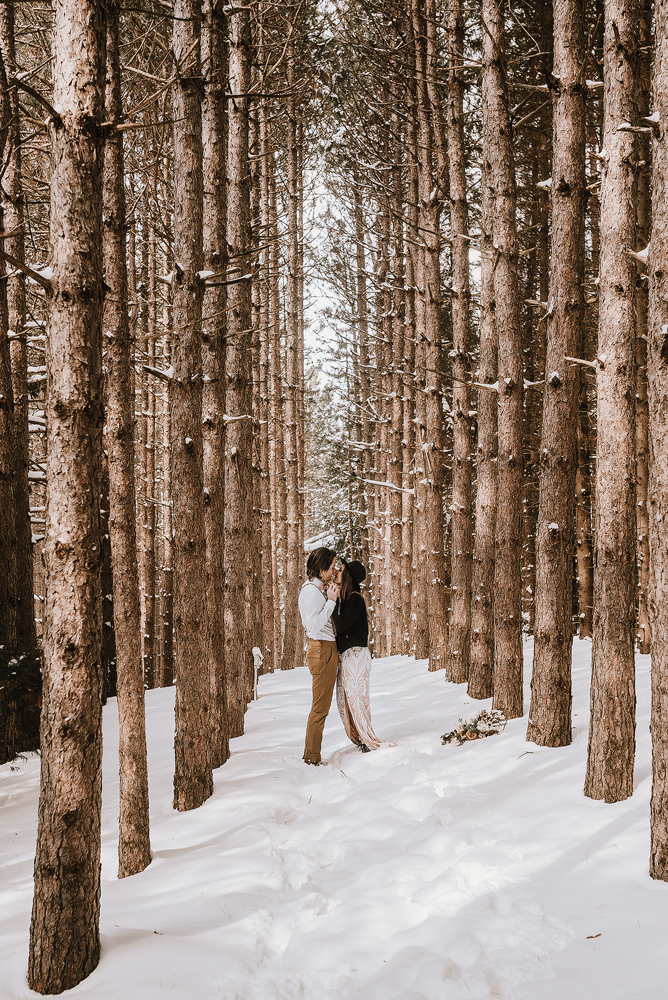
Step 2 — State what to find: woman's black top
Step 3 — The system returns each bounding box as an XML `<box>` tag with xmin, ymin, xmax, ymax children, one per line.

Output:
<box><xmin>332</xmin><ymin>592</ymin><xmax>368</xmax><ymax>654</ymax></box>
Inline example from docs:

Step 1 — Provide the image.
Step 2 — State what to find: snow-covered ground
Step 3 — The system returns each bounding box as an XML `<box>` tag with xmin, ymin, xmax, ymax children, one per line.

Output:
<box><xmin>1</xmin><ymin>640</ymin><xmax>664</xmax><ymax>1000</ymax></box>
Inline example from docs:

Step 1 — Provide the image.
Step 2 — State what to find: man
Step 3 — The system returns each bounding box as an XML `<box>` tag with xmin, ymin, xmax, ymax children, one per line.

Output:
<box><xmin>298</xmin><ymin>546</ymin><xmax>340</xmax><ymax>765</ymax></box>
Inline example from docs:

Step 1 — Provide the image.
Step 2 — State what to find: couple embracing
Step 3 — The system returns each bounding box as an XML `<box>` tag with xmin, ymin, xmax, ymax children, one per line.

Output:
<box><xmin>298</xmin><ymin>546</ymin><xmax>382</xmax><ymax>766</ymax></box>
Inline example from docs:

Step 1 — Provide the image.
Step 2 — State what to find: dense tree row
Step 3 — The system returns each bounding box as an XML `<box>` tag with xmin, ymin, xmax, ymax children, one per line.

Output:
<box><xmin>0</xmin><ymin>0</ymin><xmax>667</xmax><ymax>992</ymax></box>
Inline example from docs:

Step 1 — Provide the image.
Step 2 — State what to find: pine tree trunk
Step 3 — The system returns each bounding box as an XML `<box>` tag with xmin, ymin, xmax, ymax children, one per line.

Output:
<box><xmin>141</xmin><ymin>207</ymin><xmax>157</xmax><ymax>690</ymax></box>
<box><xmin>160</xmin><ymin>327</ymin><xmax>174</xmax><ymax>688</ymax></box>
<box><xmin>268</xmin><ymin>153</ymin><xmax>284</xmax><ymax>668</ymax></box>
<box><xmin>376</xmin><ymin>199</ymin><xmax>391</xmax><ymax>658</ymax></box>
<box><xmin>171</xmin><ymin>0</ymin><xmax>213</xmax><ymax>811</ymax></box>
<box><xmin>103</xmin><ymin>5</ymin><xmax>151</xmax><ymax>877</ymax></box>
<box><xmin>281</xmin><ymin>37</ymin><xmax>302</xmax><ymax>671</ymax></box>
<box><xmin>575</xmin><ymin>384</ymin><xmax>594</xmax><ymax>639</ymax></box>
<box><xmin>389</xmin><ymin>135</ymin><xmax>405</xmax><ymax>654</ymax></box>
<box><xmin>446</xmin><ymin>0</ymin><xmax>472</xmax><ymax>684</ymax></box>
<box><xmin>100</xmin><ymin>460</ymin><xmax>116</xmax><ymax>700</ymax></box>
<box><xmin>413</xmin><ymin>0</ymin><xmax>448</xmax><ymax>671</ymax></box>
<box><xmin>483</xmin><ymin>0</ymin><xmax>523</xmax><ymax>718</ymax></box>
<box><xmin>0</xmin><ymin>48</ymin><xmax>16</xmax><ymax>670</ymax></box>
<box><xmin>249</xmin><ymin>104</ymin><xmax>264</xmax><ymax>684</ymax></box>
<box><xmin>404</xmin><ymin>46</ymin><xmax>429</xmax><ymax>660</ymax></box>
<box><xmin>401</xmin><ymin>247</ymin><xmax>416</xmax><ymax>655</ymax></box>
<box><xmin>635</xmin><ymin>0</ymin><xmax>652</xmax><ymax>655</ymax></box>
<box><xmin>647</xmin><ymin>0</ymin><xmax>668</xmax><ymax>880</ymax></box>
<box><xmin>157</xmin><ymin>154</ymin><xmax>174</xmax><ymax>689</ymax></box>
<box><xmin>225</xmin><ymin>6</ymin><xmax>253</xmax><ymax>716</ymax></box>
<box><xmin>353</xmin><ymin>176</ymin><xmax>372</xmax><ymax>583</ymax></box>
<box><xmin>527</xmin><ymin>0</ymin><xmax>585</xmax><ymax>747</ymax></box>
<box><xmin>468</xmin><ymin>157</ymin><xmax>497</xmax><ymax>700</ymax></box>
<box><xmin>258</xmin><ymin>73</ymin><xmax>275</xmax><ymax>674</ymax></box>
<box><xmin>202</xmin><ymin>0</ymin><xmax>228</xmax><ymax>767</ymax></box>
<box><xmin>585</xmin><ymin>0</ymin><xmax>639</xmax><ymax>802</ymax></box>
<box><xmin>296</xmin><ymin>129</ymin><xmax>306</xmax><ymax>666</ymax></box>
<box><xmin>28</xmin><ymin>2</ymin><xmax>106</xmax><ymax>989</ymax></box>
<box><xmin>1</xmin><ymin>4</ymin><xmax>35</xmax><ymax>654</ymax></box>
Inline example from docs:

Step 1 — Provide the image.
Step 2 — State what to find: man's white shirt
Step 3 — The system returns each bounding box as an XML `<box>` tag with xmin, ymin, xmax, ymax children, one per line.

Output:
<box><xmin>298</xmin><ymin>578</ymin><xmax>336</xmax><ymax>640</ymax></box>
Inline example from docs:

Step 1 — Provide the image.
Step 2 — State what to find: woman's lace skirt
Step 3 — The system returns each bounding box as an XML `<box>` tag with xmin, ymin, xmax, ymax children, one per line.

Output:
<box><xmin>336</xmin><ymin>646</ymin><xmax>381</xmax><ymax>750</ymax></box>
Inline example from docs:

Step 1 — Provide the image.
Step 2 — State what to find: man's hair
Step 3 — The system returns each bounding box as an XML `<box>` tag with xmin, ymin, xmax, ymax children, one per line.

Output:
<box><xmin>306</xmin><ymin>547</ymin><xmax>337</xmax><ymax>580</ymax></box>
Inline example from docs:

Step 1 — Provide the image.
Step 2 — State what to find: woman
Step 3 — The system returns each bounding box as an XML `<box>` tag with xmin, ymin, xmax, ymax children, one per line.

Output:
<box><xmin>332</xmin><ymin>559</ymin><xmax>382</xmax><ymax>752</ymax></box>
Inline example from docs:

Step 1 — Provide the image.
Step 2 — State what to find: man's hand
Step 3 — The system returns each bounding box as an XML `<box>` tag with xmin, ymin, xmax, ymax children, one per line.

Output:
<box><xmin>326</xmin><ymin>582</ymin><xmax>340</xmax><ymax>601</ymax></box>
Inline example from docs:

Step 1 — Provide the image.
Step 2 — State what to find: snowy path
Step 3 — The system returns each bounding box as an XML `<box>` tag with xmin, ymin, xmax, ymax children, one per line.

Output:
<box><xmin>1</xmin><ymin>641</ymin><xmax>665</xmax><ymax>999</ymax></box>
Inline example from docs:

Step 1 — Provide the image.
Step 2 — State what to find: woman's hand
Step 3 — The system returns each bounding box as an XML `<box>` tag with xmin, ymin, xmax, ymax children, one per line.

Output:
<box><xmin>326</xmin><ymin>582</ymin><xmax>340</xmax><ymax>601</ymax></box>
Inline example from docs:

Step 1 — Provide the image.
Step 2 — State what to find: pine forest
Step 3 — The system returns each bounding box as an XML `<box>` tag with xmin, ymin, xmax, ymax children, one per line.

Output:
<box><xmin>0</xmin><ymin>0</ymin><xmax>667</xmax><ymax>994</ymax></box>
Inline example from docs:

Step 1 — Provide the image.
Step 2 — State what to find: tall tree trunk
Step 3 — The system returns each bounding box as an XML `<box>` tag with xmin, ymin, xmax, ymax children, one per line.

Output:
<box><xmin>202</xmin><ymin>0</ymin><xmax>228</xmax><ymax>768</ymax></box>
<box><xmin>584</xmin><ymin>0</ymin><xmax>639</xmax><ymax>803</ymax></box>
<box><xmin>527</xmin><ymin>0</ymin><xmax>585</xmax><ymax>747</ymax></box>
<box><xmin>225</xmin><ymin>5</ymin><xmax>253</xmax><ymax>718</ymax></box>
<box><xmin>389</xmin><ymin>126</ymin><xmax>405</xmax><ymax>654</ymax></box>
<box><xmin>171</xmin><ymin>0</ymin><xmax>213</xmax><ymax>811</ymax></box>
<box><xmin>1</xmin><ymin>3</ymin><xmax>35</xmax><ymax>654</ymax></box>
<box><xmin>249</xmin><ymin>98</ymin><xmax>264</xmax><ymax>685</ymax></box>
<box><xmin>404</xmin><ymin>27</ymin><xmax>429</xmax><ymax>660</ymax></box>
<box><xmin>141</xmin><ymin>208</ymin><xmax>157</xmax><ymax>690</ymax></box>
<box><xmin>28</xmin><ymin>1</ymin><xmax>106</xmax><ymax>990</ymax></box>
<box><xmin>575</xmin><ymin>383</ymin><xmax>594</xmax><ymax>638</ymax></box>
<box><xmin>483</xmin><ymin>0</ymin><xmax>524</xmax><ymax>718</ymax></box>
<box><xmin>635</xmin><ymin>0</ymin><xmax>652</xmax><ymax>654</ymax></box>
<box><xmin>468</xmin><ymin>157</ymin><xmax>497</xmax><ymax>700</ymax></box>
<box><xmin>103</xmin><ymin>6</ymin><xmax>151</xmax><ymax>877</ymax></box>
<box><xmin>296</xmin><ymin>125</ymin><xmax>306</xmax><ymax>665</ymax></box>
<box><xmin>0</xmin><ymin>47</ymin><xmax>15</xmax><ymax>670</ymax></box>
<box><xmin>353</xmin><ymin>176</ymin><xmax>372</xmax><ymax>580</ymax></box>
<box><xmin>258</xmin><ymin>49</ymin><xmax>275</xmax><ymax>674</ymax></box>
<box><xmin>376</xmin><ymin>196</ymin><xmax>392</xmax><ymax>658</ymax></box>
<box><xmin>160</xmin><ymin>340</ymin><xmax>174</xmax><ymax>687</ymax></box>
<box><xmin>268</xmin><ymin>152</ymin><xmax>284</xmax><ymax>669</ymax></box>
<box><xmin>401</xmin><ymin>235</ymin><xmax>416</xmax><ymax>655</ymax></box>
<box><xmin>281</xmin><ymin>34</ymin><xmax>302</xmax><ymax>671</ymax></box>
<box><xmin>159</xmin><ymin>176</ymin><xmax>174</xmax><ymax>689</ymax></box>
<box><xmin>413</xmin><ymin>0</ymin><xmax>448</xmax><ymax>671</ymax></box>
<box><xmin>446</xmin><ymin>0</ymin><xmax>472</xmax><ymax>684</ymax></box>
<box><xmin>647</xmin><ymin>0</ymin><xmax>668</xmax><ymax>879</ymax></box>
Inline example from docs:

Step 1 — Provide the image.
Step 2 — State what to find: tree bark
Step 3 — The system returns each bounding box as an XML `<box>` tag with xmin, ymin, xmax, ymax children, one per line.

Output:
<box><xmin>1</xmin><ymin>3</ymin><xmax>35</xmax><ymax>654</ymax></box>
<box><xmin>483</xmin><ymin>0</ymin><xmax>524</xmax><ymax>718</ymax></box>
<box><xmin>527</xmin><ymin>0</ymin><xmax>585</xmax><ymax>747</ymax></box>
<box><xmin>468</xmin><ymin>155</ymin><xmax>497</xmax><ymax>700</ymax></box>
<box><xmin>584</xmin><ymin>0</ymin><xmax>639</xmax><ymax>803</ymax></box>
<box><xmin>103</xmin><ymin>5</ymin><xmax>151</xmax><ymax>877</ymax></box>
<box><xmin>413</xmin><ymin>0</ymin><xmax>448</xmax><ymax>671</ymax></box>
<box><xmin>635</xmin><ymin>0</ymin><xmax>652</xmax><ymax>654</ymax></box>
<box><xmin>446</xmin><ymin>0</ymin><xmax>472</xmax><ymax>684</ymax></box>
<box><xmin>258</xmin><ymin>68</ymin><xmax>275</xmax><ymax>674</ymax></box>
<box><xmin>268</xmin><ymin>152</ymin><xmax>284</xmax><ymax>669</ymax></box>
<box><xmin>224</xmin><ymin>5</ymin><xmax>253</xmax><ymax>720</ymax></box>
<box><xmin>389</xmin><ymin>124</ymin><xmax>405</xmax><ymax>654</ymax></box>
<box><xmin>281</xmin><ymin>32</ymin><xmax>302</xmax><ymax>671</ymax></box>
<box><xmin>202</xmin><ymin>0</ymin><xmax>229</xmax><ymax>767</ymax></box>
<box><xmin>648</xmin><ymin>0</ymin><xmax>668</xmax><ymax>880</ymax></box>
<box><xmin>0</xmin><ymin>45</ymin><xmax>15</xmax><ymax>669</ymax></box>
<box><xmin>138</xmin><ymin>202</ymin><xmax>157</xmax><ymax>690</ymax></box>
<box><xmin>28</xmin><ymin>1</ymin><xmax>106</xmax><ymax>990</ymax></box>
<box><xmin>171</xmin><ymin>0</ymin><xmax>213</xmax><ymax>811</ymax></box>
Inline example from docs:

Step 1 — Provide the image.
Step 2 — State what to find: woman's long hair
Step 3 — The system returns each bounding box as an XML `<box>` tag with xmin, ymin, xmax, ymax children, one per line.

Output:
<box><xmin>339</xmin><ymin>563</ymin><xmax>360</xmax><ymax>602</ymax></box>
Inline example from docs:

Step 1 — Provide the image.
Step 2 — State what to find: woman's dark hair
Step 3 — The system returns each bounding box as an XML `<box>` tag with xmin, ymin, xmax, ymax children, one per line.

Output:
<box><xmin>306</xmin><ymin>546</ymin><xmax>337</xmax><ymax>580</ymax></box>
<box><xmin>339</xmin><ymin>563</ymin><xmax>361</xmax><ymax>602</ymax></box>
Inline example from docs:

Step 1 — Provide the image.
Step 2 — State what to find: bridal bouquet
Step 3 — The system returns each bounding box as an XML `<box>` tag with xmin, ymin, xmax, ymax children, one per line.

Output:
<box><xmin>441</xmin><ymin>708</ymin><xmax>507</xmax><ymax>746</ymax></box>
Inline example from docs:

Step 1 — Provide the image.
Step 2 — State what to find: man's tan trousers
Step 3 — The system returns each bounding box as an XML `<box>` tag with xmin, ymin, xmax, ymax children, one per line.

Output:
<box><xmin>303</xmin><ymin>638</ymin><xmax>338</xmax><ymax>763</ymax></box>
